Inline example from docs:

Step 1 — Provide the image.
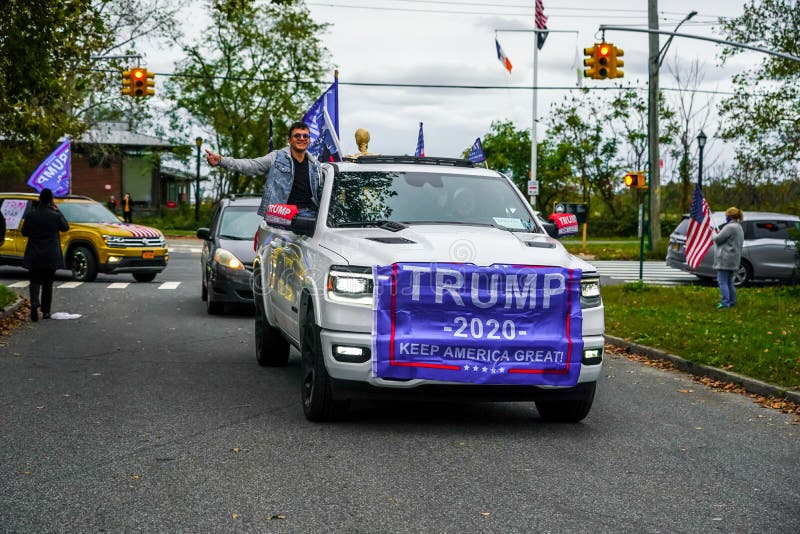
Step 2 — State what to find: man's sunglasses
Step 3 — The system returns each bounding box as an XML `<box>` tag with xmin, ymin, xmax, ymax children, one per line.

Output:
<box><xmin>292</xmin><ymin>133</ymin><xmax>310</xmax><ymax>140</ymax></box>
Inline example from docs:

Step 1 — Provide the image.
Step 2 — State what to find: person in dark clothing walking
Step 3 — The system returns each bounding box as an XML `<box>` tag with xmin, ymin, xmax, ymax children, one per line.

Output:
<box><xmin>121</xmin><ymin>193</ymin><xmax>133</xmax><ymax>223</ymax></box>
<box><xmin>0</xmin><ymin>209</ymin><xmax>6</xmax><ymax>245</ymax></box>
<box><xmin>21</xmin><ymin>188</ymin><xmax>69</xmax><ymax>321</ymax></box>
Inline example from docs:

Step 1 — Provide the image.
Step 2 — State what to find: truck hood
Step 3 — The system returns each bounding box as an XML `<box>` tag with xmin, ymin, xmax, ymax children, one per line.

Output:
<box><xmin>77</xmin><ymin>222</ymin><xmax>163</xmax><ymax>238</ymax></box>
<box><xmin>319</xmin><ymin>225</ymin><xmax>595</xmax><ymax>273</ymax></box>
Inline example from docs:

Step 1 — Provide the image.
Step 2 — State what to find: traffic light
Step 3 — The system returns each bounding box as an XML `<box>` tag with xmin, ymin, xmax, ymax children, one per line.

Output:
<box><xmin>122</xmin><ymin>68</ymin><xmax>155</xmax><ymax>97</ymax></box>
<box><xmin>609</xmin><ymin>45</ymin><xmax>624</xmax><ymax>79</ymax></box>
<box><xmin>583</xmin><ymin>43</ymin><xmax>615</xmax><ymax>79</ymax></box>
<box><xmin>121</xmin><ymin>69</ymin><xmax>132</xmax><ymax>96</ymax></box>
<box><xmin>624</xmin><ymin>171</ymin><xmax>647</xmax><ymax>189</ymax></box>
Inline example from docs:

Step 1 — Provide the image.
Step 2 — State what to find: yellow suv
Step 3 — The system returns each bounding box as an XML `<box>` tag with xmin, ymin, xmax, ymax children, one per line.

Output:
<box><xmin>0</xmin><ymin>193</ymin><xmax>168</xmax><ymax>282</ymax></box>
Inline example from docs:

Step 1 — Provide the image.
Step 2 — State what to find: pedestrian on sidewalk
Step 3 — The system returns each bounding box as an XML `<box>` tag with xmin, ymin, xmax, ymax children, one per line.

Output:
<box><xmin>121</xmin><ymin>193</ymin><xmax>133</xmax><ymax>223</ymax></box>
<box><xmin>20</xmin><ymin>188</ymin><xmax>69</xmax><ymax>321</ymax></box>
<box><xmin>713</xmin><ymin>207</ymin><xmax>744</xmax><ymax>309</ymax></box>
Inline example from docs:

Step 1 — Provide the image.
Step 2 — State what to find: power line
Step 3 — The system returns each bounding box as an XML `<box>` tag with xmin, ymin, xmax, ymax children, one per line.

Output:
<box><xmin>89</xmin><ymin>68</ymin><xmax>735</xmax><ymax>95</ymax></box>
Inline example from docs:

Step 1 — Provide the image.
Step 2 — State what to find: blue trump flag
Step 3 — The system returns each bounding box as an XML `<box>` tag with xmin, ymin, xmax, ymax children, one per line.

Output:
<box><xmin>372</xmin><ymin>263</ymin><xmax>584</xmax><ymax>386</ymax></box>
<box><xmin>468</xmin><ymin>137</ymin><xmax>486</xmax><ymax>163</ymax></box>
<box><xmin>414</xmin><ymin>122</ymin><xmax>425</xmax><ymax>157</ymax></box>
<box><xmin>303</xmin><ymin>81</ymin><xmax>342</xmax><ymax>161</ymax></box>
<box><xmin>27</xmin><ymin>139</ymin><xmax>71</xmax><ymax>197</ymax></box>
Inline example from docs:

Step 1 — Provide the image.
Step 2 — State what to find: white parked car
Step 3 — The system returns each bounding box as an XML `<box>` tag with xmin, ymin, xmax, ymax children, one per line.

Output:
<box><xmin>252</xmin><ymin>156</ymin><xmax>604</xmax><ymax>422</ymax></box>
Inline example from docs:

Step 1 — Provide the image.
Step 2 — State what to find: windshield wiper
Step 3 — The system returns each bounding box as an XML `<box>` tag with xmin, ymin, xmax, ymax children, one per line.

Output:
<box><xmin>218</xmin><ymin>234</ymin><xmax>251</xmax><ymax>240</ymax></box>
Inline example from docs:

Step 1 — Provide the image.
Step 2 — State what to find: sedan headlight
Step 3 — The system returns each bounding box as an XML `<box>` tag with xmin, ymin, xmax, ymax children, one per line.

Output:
<box><xmin>213</xmin><ymin>248</ymin><xmax>244</xmax><ymax>270</ymax></box>
<box><xmin>580</xmin><ymin>274</ymin><xmax>601</xmax><ymax>308</ymax></box>
<box><xmin>327</xmin><ymin>266</ymin><xmax>373</xmax><ymax>306</ymax></box>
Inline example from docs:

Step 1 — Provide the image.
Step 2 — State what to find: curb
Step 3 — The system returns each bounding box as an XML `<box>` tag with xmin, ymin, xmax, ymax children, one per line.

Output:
<box><xmin>605</xmin><ymin>334</ymin><xmax>800</xmax><ymax>404</ymax></box>
<box><xmin>0</xmin><ymin>295</ymin><xmax>24</xmax><ymax>320</ymax></box>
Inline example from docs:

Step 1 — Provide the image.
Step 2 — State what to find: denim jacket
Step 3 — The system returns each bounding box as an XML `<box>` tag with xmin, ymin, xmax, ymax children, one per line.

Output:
<box><xmin>218</xmin><ymin>146</ymin><xmax>322</xmax><ymax>216</ymax></box>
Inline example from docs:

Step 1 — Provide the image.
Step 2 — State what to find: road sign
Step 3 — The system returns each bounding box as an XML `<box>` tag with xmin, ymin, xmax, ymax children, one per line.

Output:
<box><xmin>527</xmin><ymin>179</ymin><xmax>539</xmax><ymax>196</ymax></box>
<box><xmin>554</xmin><ymin>202</ymin><xmax>588</xmax><ymax>224</ymax></box>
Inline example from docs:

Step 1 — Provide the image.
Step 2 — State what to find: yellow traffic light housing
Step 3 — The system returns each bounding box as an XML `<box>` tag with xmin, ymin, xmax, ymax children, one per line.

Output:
<box><xmin>583</xmin><ymin>45</ymin><xmax>598</xmax><ymax>79</ymax></box>
<box><xmin>609</xmin><ymin>45</ymin><xmax>624</xmax><ymax>79</ymax></box>
<box><xmin>597</xmin><ymin>43</ymin><xmax>611</xmax><ymax>79</ymax></box>
<box><xmin>624</xmin><ymin>171</ymin><xmax>647</xmax><ymax>189</ymax></box>
<box><xmin>121</xmin><ymin>69</ymin><xmax>132</xmax><ymax>96</ymax></box>
<box><xmin>143</xmin><ymin>69</ymin><xmax>155</xmax><ymax>96</ymax></box>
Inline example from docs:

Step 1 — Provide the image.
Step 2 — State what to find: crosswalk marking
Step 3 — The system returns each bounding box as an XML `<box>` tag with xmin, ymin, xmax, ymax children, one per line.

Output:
<box><xmin>107</xmin><ymin>282</ymin><xmax>129</xmax><ymax>289</ymax></box>
<box><xmin>587</xmin><ymin>260</ymin><xmax>698</xmax><ymax>285</ymax></box>
<box><xmin>9</xmin><ymin>281</ymin><xmax>29</xmax><ymax>288</ymax></box>
<box><xmin>58</xmin><ymin>281</ymin><xmax>83</xmax><ymax>289</ymax></box>
<box><xmin>158</xmin><ymin>282</ymin><xmax>181</xmax><ymax>289</ymax></box>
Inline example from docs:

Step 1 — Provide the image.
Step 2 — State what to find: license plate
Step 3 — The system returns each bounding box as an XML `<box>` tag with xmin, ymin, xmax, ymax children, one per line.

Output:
<box><xmin>142</xmin><ymin>251</ymin><xmax>154</xmax><ymax>259</ymax></box>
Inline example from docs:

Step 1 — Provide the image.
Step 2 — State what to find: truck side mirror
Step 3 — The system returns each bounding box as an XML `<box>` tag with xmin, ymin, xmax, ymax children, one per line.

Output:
<box><xmin>291</xmin><ymin>215</ymin><xmax>317</xmax><ymax>237</ymax></box>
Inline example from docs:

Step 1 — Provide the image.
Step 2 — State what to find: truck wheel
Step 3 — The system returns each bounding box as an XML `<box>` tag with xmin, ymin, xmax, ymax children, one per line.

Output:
<box><xmin>254</xmin><ymin>287</ymin><xmax>289</xmax><ymax>366</ymax></box>
<box><xmin>535</xmin><ymin>382</ymin><xmax>596</xmax><ymax>423</ymax></box>
<box><xmin>133</xmin><ymin>272</ymin><xmax>156</xmax><ymax>282</ymax></box>
<box><xmin>301</xmin><ymin>308</ymin><xmax>348</xmax><ymax>422</ymax></box>
<box><xmin>71</xmin><ymin>245</ymin><xmax>98</xmax><ymax>282</ymax></box>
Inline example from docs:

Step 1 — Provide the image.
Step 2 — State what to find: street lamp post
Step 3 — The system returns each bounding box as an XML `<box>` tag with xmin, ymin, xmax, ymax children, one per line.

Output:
<box><xmin>195</xmin><ymin>137</ymin><xmax>202</xmax><ymax>222</ymax></box>
<box><xmin>696</xmin><ymin>130</ymin><xmax>707</xmax><ymax>189</ymax></box>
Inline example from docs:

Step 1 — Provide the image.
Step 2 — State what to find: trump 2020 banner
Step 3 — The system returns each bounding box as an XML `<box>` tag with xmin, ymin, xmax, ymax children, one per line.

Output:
<box><xmin>372</xmin><ymin>263</ymin><xmax>583</xmax><ymax>386</ymax></box>
<box><xmin>26</xmin><ymin>139</ymin><xmax>71</xmax><ymax>197</ymax></box>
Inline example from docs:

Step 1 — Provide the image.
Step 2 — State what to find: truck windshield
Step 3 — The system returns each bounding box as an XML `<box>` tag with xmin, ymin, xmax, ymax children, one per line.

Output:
<box><xmin>327</xmin><ymin>171</ymin><xmax>538</xmax><ymax>232</ymax></box>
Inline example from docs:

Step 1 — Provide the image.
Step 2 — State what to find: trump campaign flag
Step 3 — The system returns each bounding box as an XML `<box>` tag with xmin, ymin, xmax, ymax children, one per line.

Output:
<box><xmin>467</xmin><ymin>138</ymin><xmax>486</xmax><ymax>163</ymax></box>
<box><xmin>414</xmin><ymin>122</ymin><xmax>425</xmax><ymax>157</ymax></box>
<box><xmin>685</xmin><ymin>184</ymin><xmax>715</xmax><ymax>269</ymax></box>
<box><xmin>495</xmin><ymin>38</ymin><xmax>513</xmax><ymax>73</ymax></box>
<box><xmin>303</xmin><ymin>80</ymin><xmax>342</xmax><ymax>161</ymax></box>
<box><xmin>27</xmin><ymin>139</ymin><xmax>71</xmax><ymax>197</ymax></box>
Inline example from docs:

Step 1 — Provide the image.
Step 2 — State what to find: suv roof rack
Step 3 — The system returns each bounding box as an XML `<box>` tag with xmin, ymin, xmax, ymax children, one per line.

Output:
<box><xmin>345</xmin><ymin>155</ymin><xmax>475</xmax><ymax>168</ymax></box>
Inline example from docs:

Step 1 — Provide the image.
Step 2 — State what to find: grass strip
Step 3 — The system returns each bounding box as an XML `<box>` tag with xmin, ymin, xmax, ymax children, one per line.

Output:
<box><xmin>0</xmin><ymin>284</ymin><xmax>17</xmax><ymax>309</ymax></box>
<box><xmin>602</xmin><ymin>283</ymin><xmax>800</xmax><ymax>390</ymax></box>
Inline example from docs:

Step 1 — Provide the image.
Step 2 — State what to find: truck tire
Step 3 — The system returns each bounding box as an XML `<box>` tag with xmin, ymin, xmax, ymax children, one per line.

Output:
<box><xmin>253</xmin><ymin>275</ymin><xmax>289</xmax><ymax>366</ymax></box>
<box><xmin>71</xmin><ymin>245</ymin><xmax>98</xmax><ymax>282</ymax></box>
<box><xmin>301</xmin><ymin>308</ymin><xmax>348</xmax><ymax>422</ymax></box>
<box><xmin>535</xmin><ymin>382</ymin><xmax>596</xmax><ymax>423</ymax></box>
<box><xmin>133</xmin><ymin>272</ymin><xmax>156</xmax><ymax>282</ymax></box>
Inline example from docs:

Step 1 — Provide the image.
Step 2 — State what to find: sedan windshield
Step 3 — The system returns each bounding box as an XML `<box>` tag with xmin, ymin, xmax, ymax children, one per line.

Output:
<box><xmin>327</xmin><ymin>171</ymin><xmax>539</xmax><ymax>232</ymax></box>
<box><xmin>58</xmin><ymin>201</ymin><xmax>120</xmax><ymax>224</ymax></box>
<box><xmin>218</xmin><ymin>206</ymin><xmax>263</xmax><ymax>239</ymax></box>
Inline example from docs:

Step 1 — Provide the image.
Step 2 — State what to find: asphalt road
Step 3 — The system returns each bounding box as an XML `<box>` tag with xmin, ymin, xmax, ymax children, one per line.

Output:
<box><xmin>0</xmin><ymin>252</ymin><xmax>798</xmax><ymax>532</ymax></box>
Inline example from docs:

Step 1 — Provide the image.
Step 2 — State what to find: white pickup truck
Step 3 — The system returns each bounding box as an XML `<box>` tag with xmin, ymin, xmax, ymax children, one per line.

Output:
<box><xmin>252</xmin><ymin>156</ymin><xmax>604</xmax><ymax>422</ymax></box>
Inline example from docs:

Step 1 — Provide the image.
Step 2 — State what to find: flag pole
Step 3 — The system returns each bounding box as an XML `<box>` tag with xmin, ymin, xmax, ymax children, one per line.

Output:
<box><xmin>530</xmin><ymin>34</ymin><xmax>538</xmax><ymax>209</ymax></box>
<box><xmin>334</xmin><ymin>69</ymin><xmax>339</xmax><ymax>136</ymax></box>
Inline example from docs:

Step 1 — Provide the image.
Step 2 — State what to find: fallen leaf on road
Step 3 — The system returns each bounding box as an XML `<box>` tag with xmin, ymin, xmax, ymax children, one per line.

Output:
<box><xmin>21</xmin><ymin>470</ymin><xmax>31</xmax><ymax>476</ymax></box>
<box><xmin>36</xmin><ymin>406</ymin><xmax>44</xmax><ymax>410</ymax></box>
<box><xmin>130</xmin><ymin>474</ymin><xmax>141</xmax><ymax>480</ymax></box>
<box><xmin>231</xmin><ymin>447</ymin><xmax>240</xmax><ymax>453</ymax></box>
<box><xmin>232</xmin><ymin>513</ymin><xmax>239</xmax><ymax>520</ymax></box>
<box><xmin>480</xmin><ymin>512</ymin><xmax>491</xmax><ymax>517</ymax></box>
<box><xmin>267</xmin><ymin>514</ymin><xmax>286</xmax><ymax>521</ymax></box>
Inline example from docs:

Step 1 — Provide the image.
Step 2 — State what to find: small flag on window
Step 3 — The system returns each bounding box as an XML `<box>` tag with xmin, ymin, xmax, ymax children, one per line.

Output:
<box><xmin>414</xmin><ymin>122</ymin><xmax>425</xmax><ymax>157</ymax></box>
<box><xmin>495</xmin><ymin>38</ymin><xmax>512</xmax><ymax>73</ymax></box>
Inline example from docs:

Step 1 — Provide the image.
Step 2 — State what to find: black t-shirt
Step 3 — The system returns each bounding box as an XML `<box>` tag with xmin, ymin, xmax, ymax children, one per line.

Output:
<box><xmin>286</xmin><ymin>155</ymin><xmax>313</xmax><ymax>209</ymax></box>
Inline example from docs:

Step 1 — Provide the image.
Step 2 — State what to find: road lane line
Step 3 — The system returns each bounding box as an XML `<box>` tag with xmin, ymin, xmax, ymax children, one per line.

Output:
<box><xmin>158</xmin><ymin>282</ymin><xmax>181</xmax><ymax>290</ymax></box>
<box><xmin>58</xmin><ymin>281</ymin><xmax>83</xmax><ymax>288</ymax></box>
<box><xmin>9</xmin><ymin>281</ymin><xmax>29</xmax><ymax>288</ymax></box>
<box><xmin>107</xmin><ymin>282</ymin><xmax>129</xmax><ymax>289</ymax></box>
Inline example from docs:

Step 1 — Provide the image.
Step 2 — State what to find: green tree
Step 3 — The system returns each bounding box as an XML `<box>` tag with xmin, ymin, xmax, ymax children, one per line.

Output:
<box><xmin>0</xmin><ymin>0</ymin><xmax>180</xmax><ymax>181</ymax></box>
<box><xmin>718</xmin><ymin>0</ymin><xmax>800</xmax><ymax>180</ymax></box>
<box><xmin>165</xmin><ymin>0</ymin><xmax>330</xmax><ymax>197</ymax></box>
<box><xmin>464</xmin><ymin>120</ymin><xmax>572</xmax><ymax>213</ymax></box>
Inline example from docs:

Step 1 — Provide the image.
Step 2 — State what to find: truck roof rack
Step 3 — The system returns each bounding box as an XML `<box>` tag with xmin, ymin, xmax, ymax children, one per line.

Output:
<box><xmin>345</xmin><ymin>155</ymin><xmax>475</xmax><ymax>168</ymax></box>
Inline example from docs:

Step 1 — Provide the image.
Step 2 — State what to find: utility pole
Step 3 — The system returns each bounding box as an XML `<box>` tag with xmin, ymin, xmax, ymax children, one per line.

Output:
<box><xmin>647</xmin><ymin>0</ymin><xmax>660</xmax><ymax>249</ymax></box>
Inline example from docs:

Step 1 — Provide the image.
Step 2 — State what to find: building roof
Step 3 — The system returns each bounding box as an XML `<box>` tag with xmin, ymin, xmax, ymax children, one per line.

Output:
<box><xmin>78</xmin><ymin>122</ymin><xmax>177</xmax><ymax>149</ymax></box>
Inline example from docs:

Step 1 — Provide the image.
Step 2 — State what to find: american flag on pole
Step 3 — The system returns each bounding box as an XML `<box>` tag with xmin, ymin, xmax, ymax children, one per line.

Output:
<box><xmin>536</xmin><ymin>0</ymin><xmax>549</xmax><ymax>50</ymax></box>
<box><xmin>685</xmin><ymin>184</ymin><xmax>715</xmax><ymax>269</ymax></box>
<box><xmin>414</xmin><ymin>122</ymin><xmax>425</xmax><ymax>157</ymax></box>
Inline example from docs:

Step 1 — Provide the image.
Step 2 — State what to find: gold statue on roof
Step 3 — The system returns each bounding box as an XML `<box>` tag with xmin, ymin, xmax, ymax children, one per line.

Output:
<box><xmin>347</xmin><ymin>128</ymin><xmax>378</xmax><ymax>159</ymax></box>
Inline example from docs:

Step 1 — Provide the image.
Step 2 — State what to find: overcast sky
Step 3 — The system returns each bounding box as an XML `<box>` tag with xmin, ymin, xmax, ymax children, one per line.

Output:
<box><xmin>149</xmin><ymin>0</ymin><xmax>754</xmax><ymax>177</ymax></box>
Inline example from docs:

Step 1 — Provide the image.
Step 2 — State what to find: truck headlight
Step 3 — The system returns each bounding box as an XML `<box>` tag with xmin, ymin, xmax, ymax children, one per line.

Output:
<box><xmin>214</xmin><ymin>248</ymin><xmax>244</xmax><ymax>270</ymax></box>
<box><xmin>327</xmin><ymin>266</ymin><xmax>373</xmax><ymax>305</ymax></box>
<box><xmin>580</xmin><ymin>275</ymin><xmax>601</xmax><ymax>308</ymax></box>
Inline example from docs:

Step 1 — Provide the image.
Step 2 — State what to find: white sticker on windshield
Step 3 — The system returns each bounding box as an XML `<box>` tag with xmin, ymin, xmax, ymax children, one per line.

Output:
<box><xmin>493</xmin><ymin>217</ymin><xmax>527</xmax><ymax>230</ymax></box>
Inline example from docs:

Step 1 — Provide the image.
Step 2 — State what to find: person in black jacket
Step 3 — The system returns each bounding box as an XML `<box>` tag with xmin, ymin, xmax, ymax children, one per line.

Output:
<box><xmin>21</xmin><ymin>189</ymin><xmax>69</xmax><ymax>321</ymax></box>
<box><xmin>0</xmin><ymin>209</ymin><xmax>6</xmax><ymax>245</ymax></box>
